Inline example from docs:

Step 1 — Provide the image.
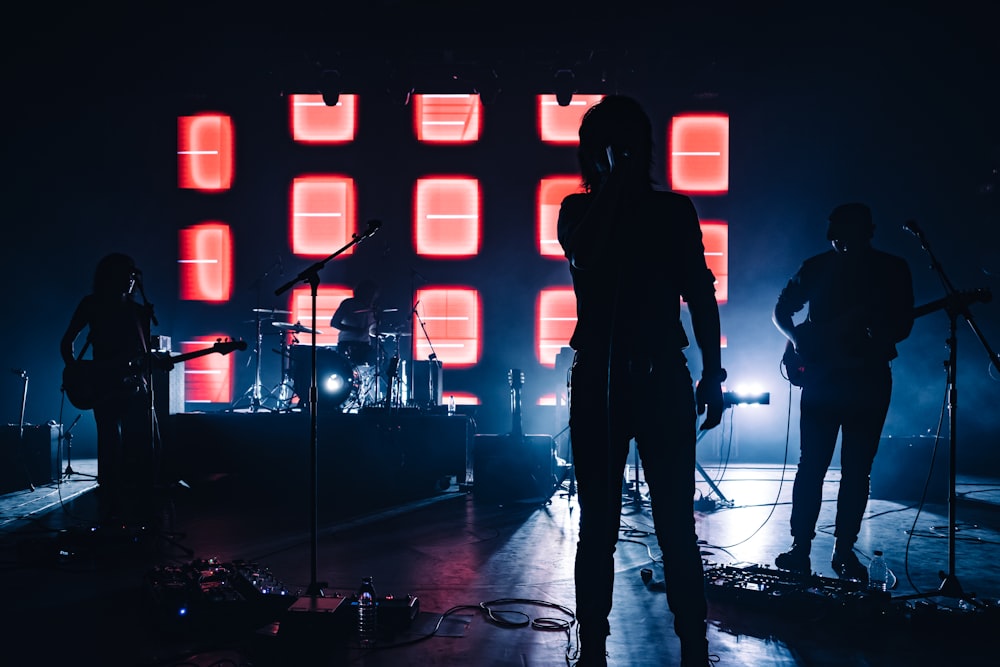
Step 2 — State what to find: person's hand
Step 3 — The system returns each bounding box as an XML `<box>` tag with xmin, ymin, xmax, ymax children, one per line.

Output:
<box><xmin>696</xmin><ymin>376</ymin><xmax>724</xmax><ymax>431</ymax></box>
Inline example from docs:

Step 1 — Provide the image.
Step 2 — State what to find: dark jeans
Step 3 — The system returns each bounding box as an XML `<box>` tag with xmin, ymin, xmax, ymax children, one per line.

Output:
<box><xmin>94</xmin><ymin>390</ymin><xmax>158</xmax><ymax>521</ymax></box>
<box><xmin>569</xmin><ymin>349</ymin><xmax>707</xmax><ymax>642</ymax></box>
<box><xmin>790</xmin><ymin>364</ymin><xmax>892</xmax><ymax>550</ymax></box>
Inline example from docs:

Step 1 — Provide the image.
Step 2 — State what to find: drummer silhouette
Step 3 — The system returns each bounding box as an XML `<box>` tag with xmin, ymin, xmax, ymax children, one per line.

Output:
<box><xmin>330</xmin><ymin>279</ymin><xmax>379</xmax><ymax>366</ymax></box>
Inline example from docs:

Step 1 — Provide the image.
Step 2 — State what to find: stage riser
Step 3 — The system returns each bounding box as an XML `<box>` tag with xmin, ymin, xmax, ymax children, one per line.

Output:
<box><xmin>163</xmin><ymin>411</ymin><xmax>472</xmax><ymax>503</ymax></box>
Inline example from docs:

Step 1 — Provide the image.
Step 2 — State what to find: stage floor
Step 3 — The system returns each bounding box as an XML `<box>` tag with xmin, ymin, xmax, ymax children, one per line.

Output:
<box><xmin>1</xmin><ymin>456</ymin><xmax>998</xmax><ymax>667</ymax></box>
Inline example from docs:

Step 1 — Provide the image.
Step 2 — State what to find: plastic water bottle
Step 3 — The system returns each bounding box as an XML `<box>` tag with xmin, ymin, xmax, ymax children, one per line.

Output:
<box><xmin>357</xmin><ymin>576</ymin><xmax>377</xmax><ymax>647</ymax></box>
<box><xmin>448</xmin><ymin>395</ymin><xmax>456</xmax><ymax>415</ymax></box>
<box><xmin>868</xmin><ymin>550</ymin><xmax>888</xmax><ymax>592</ymax></box>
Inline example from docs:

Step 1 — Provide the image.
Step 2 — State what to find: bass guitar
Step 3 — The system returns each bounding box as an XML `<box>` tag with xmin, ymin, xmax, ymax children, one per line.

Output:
<box><xmin>781</xmin><ymin>288</ymin><xmax>992</xmax><ymax>387</ymax></box>
<box><xmin>63</xmin><ymin>338</ymin><xmax>247</xmax><ymax>410</ymax></box>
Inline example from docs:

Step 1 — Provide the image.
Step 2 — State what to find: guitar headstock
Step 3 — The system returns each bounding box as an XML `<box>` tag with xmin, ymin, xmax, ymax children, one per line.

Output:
<box><xmin>507</xmin><ymin>368</ymin><xmax>524</xmax><ymax>389</ymax></box>
<box><xmin>214</xmin><ymin>338</ymin><xmax>248</xmax><ymax>355</ymax></box>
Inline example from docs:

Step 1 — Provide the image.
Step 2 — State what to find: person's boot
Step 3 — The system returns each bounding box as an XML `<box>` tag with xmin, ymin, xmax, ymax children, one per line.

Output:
<box><xmin>576</xmin><ymin>629</ymin><xmax>608</xmax><ymax>667</ymax></box>
<box><xmin>680</xmin><ymin>636</ymin><xmax>713</xmax><ymax>667</ymax></box>
<box><xmin>832</xmin><ymin>548</ymin><xmax>868</xmax><ymax>584</ymax></box>
<box><xmin>774</xmin><ymin>541</ymin><xmax>811</xmax><ymax>573</ymax></box>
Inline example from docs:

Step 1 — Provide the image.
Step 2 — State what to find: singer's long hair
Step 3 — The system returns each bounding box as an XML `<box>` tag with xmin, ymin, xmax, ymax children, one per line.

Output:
<box><xmin>577</xmin><ymin>94</ymin><xmax>654</xmax><ymax>193</ymax></box>
<box><xmin>92</xmin><ymin>252</ymin><xmax>137</xmax><ymax>301</ymax></box>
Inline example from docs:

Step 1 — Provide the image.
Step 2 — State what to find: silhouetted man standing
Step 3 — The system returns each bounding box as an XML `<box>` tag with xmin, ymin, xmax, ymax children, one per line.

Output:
<box><xmin>773</xmin><ymin>203</ymin><xmax>914</xmax><ymax>582</ymax></box>
<box><xmin>558</xmin><ymin>95</ymin><xmax>724</xmax><ymax>667</ymax></box>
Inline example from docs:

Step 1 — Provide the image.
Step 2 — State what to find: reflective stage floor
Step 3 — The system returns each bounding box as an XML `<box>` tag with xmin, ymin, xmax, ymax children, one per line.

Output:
<box><xmin>1</xmin><ymin>455</ymin><xmax>998</xmax><ymax>667</ymax></box>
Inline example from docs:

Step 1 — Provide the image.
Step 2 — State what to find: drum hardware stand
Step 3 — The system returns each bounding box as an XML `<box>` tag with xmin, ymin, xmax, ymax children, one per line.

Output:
<box><xmin>233</xmin><ymin>258</ymin><xmax>285</xmax><ymax>412</ymax></box>
<box><xmin>275</xmin><ymin>219</ymin><xmax>381</xmax><ymax>599</ymax></box>
<box><xmin>270</xmin><ymin>334</ymin><xmax>297</xmax><ymax>411</ymax></box>
<box><xmin>894</xmin><ymin>220</ymin><xmax>998</xmax><ymax>609</ymax></box>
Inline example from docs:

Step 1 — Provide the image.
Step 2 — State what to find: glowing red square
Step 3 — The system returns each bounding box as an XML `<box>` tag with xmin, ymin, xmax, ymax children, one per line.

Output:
<box><xmin>177</xmin><ymin>113</ymin><xmax>234</xmax><ymax>191</ymax></box>
<box><xmin>182</xmin><ymin>335</ymin><xmax>238</xmax><ymax>404</ymax></box>
<box><xmin>413</xmin><ymin>177</ymin><xmax>481</xmax><ymax>257</ymax></box>
<box><xmin>178</xmin><ymin>222</ymin><xmax>233</xmax><ymax>302</ymax></box>
<box><xmin>414</xmin><ymin>94</ymin><xmax>482</xmax><ymax>143</ymax></box>
<box><xmin>411</xmin><ymin>287</ymin><xmax>481</xmax><ymax>367</ymax></box>
<box><xmin>290</xmin><ymin>175</ymin><xmax>357</xmax><ymax>256</ymax></box>
<box><xmin>669</xmin><ymin>113</ymin><xmax>729</xmax><ymax>194</ymax></box>
<box><xmin>538</xmin><ymin>94</ymin><xmax>604</xmax><ymax>143</ymax></box>
<box><xmin>289</xmin><ymin>93</ymin><xmax>358</xmax><ymax>143</ymax></box>
<box><xmin>537</xmin><ymin>176</ymin><xmax>583</xmax><ymax>257</ymax></box>
<box><xmin>536</xmin><ymin>288</ymin><xmax>577</xmax><ymax>367</ymax></box>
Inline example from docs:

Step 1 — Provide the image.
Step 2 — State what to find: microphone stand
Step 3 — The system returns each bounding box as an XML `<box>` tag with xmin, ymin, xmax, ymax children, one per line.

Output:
<box><xmin>274</xmin><ymin>220</ymin><xmax>381</xmax><ymax>598</ymax></box>
<box><xmin>412</xmin><ymin>301</ymin><xmax>441</xmax><ymax>407</ymax></box>
<box><xmin>897</xmin><ymin>222</ymin><xmax>1000</xmax><ymax>607</ymax></box>
<box><xmin>14</xmin><ymin>369</ymin><xmax>35</xmax><ymax>491</ymax></box>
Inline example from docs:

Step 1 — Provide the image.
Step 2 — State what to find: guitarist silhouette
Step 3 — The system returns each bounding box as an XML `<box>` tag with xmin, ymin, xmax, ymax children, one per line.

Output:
<box><xmin>60</xmin><ymin>253</ymin><xmax>172</xmax><ymax>524</ymax></box>
<box><xmin>772</xmin><ymin>203</ymin><xmax>915</xmax><ymax>583</ymax></box>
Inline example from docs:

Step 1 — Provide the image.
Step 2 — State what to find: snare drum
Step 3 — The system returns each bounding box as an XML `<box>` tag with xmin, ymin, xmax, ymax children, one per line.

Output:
<box><xmin>290</xmin><ymin>345</ymin><xmax>360</xmax><ymax>408</ymax></box>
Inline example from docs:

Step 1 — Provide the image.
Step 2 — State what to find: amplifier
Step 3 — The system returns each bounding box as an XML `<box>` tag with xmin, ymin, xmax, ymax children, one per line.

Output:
<box><xmin>0</xmin><ymin>423</ymin><xmax>60</xmax><ymax>494</ymax></box>
<box><xmin>473</xmin><ymin>433</ymin><xmax>557</xmax><ymax>503</ymax></box>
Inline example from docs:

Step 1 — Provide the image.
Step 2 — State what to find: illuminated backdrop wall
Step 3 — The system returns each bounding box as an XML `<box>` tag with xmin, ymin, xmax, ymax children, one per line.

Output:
<box><xmin>3</xmin><ymin>18</ymin><xmax>997</xmax><ymax>472</ymax></box>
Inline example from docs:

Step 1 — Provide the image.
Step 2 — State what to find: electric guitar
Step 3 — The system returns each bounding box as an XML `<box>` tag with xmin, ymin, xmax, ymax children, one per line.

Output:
<box><xmin>62</xmin><ymin>338</ymin><xmax>247</xmax><ymax>410</ymax></box>
<box><xmin>781</xmin><ymin>288</ymin><xmax>992</xmax><ymax>387</ymax></box>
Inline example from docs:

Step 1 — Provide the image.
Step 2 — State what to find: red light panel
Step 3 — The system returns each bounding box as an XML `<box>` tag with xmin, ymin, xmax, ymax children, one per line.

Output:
<box><xmin>178</xmin><ymin>222</ymin><xmax>233</xmax><ymax>302</ymax></box>
<box><xmin>414</xmin><ymin>177</ymin><xmax>481</xmax><ymax>257</ymax></box>
<box><xmin>411</xmin><ymin>287</ymin><xmax>481</xmax><ymax>367</ymax></box>
<box><xmin>538</xmin><ymin>94</ymin><xmax>603</xmax><ymax>143</ymax></box>
<box><xmin>414</xmin><ymin>94</ymin><xmax>482</xmax><ymax>143</ymax></box>
<box><xmin>177</xmin><ymin>113</ymin><xmax>234</xmax><ymax>191</ymax></box>
<box><xmin>537</xmin><ymin>176</ymin><xmax>583</xmax><ymax>257</ymax></box>
<box><xmin>669</xmin><ymin>113</ymin><xmax>729</xmax><ymax>194</ymax></box>
<box><xmin>182</xmin><ymin>334</ymin><xmax>238</xmax><ymax>404</ymax></box>
<box><xmin>536</xmin><ymin>288</ymin><xmax>577</xmax><ymax>367</ymax></box>
<box><xmin>290</xmin><ymin>175</ymin><xmax>357</xmax><ymax>256</ymax></box>
<box><xmin>701</xmin><ymin>221</ymin><xmax>729</xmax><ymax>304</ymax></box>
<box><xmin>289</xmin><ymin>93</ymin><xmax>358</xmax><ymax>143</ymax></box>
<box><xmin>287</xmin><ymin>285</ymin><xmax>350</xmax><ymax>348</ymax></box>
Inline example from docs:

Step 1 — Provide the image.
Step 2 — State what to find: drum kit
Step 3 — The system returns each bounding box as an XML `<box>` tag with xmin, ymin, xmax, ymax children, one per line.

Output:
<box><xmin>231</xmin><ymin>306</ymin><xmax>410</xmax><ymax>413</ymax></box>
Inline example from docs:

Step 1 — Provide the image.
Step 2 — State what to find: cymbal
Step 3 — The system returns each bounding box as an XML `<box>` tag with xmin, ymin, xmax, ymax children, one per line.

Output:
<box><xmin>272</xmin><ymin>321</ymin><xmax>322</xmax><ymax>334</ymax></box>
<box><xmin>354</xmin><ymin>307</ymin><xmax>400</xmax><ymax>314</ymax></box>
<box><xmin>253</xmin><ymin>307</ymin><xmax>292</xmax><ymax>315</ymax></box>
<box><xmin>378</xmin><ymin>331</ymin><xmax>413</xmax><ymax>338</ymax></box>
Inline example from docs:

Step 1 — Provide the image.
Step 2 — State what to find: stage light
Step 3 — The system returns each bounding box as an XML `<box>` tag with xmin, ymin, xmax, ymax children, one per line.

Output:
<box><xmin>553</xmin><ymin>69</ymin><xmax>576</xmax><ymax>107</ymax></box>
<box><xmin>321</xmin><ymin>69</ymin><xmax>342</xmax><ymax>107</ymax></box>
<box><xmin>723</xmin><ymin>389</ymin><xmax>770</xmax><ymax>407</ymax></box>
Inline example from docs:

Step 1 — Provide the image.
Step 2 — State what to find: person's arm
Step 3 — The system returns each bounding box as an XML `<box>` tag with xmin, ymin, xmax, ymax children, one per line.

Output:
<box><xmin>60</xmin><ymin>299</ymin><xmax>89</xmax><ymax>365</ymax></box>
<box><xmin>330</xmin><ymin>300</ymin><xmax>361</xmax><ymax>333</ymax></box>
<box><xmin>557</xmin><ymin>156</ymin><xmax>642</xmax><ymax>270</ymax></box>
<box><xmin>773</xmin><ymin>271</ymin><xmax>807</xmax><ymax>350</ymax></box>
<box><xmin>676</xmin><ymin>196</ymin><xmax>725</xmax><ymax>430</ymax></box>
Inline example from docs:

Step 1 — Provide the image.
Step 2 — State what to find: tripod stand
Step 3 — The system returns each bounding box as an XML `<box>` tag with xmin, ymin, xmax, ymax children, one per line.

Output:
<box><xmin>895</xmin><ymin>220</ymin><xmax>999</xmax><ymax>607</ymax></box>
<box><xmin>60</xmin><ymin>414</ymin><xmax>94</xmax><ymax>480</ymax></box>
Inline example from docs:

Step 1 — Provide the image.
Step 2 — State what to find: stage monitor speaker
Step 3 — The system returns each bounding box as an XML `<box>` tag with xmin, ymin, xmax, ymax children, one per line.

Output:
<box><xmin>473</xmin><ymin>433</ymin><xmax>556</xmax><ymax>503</ymax></box>
<box><xmin>411</xmin><ymin>360</ymin><xmax>443</xmax><ymax>407</ymax></box>
<box><xmin>0</xmin><ymin>424</ymin><xmax>60</xmax><ymax>494</ymax></box>
<box><xmin>871</xmin><ymin>435</ymin><xmax>947</xmax><ymax>503</ymax></box>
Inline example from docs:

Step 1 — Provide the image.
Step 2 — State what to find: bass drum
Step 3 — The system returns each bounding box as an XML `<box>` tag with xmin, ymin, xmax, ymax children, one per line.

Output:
<box><xmin>290</xmin><ymin>345</ymin><xmax>360</xmax><ymax>409</ymax></box>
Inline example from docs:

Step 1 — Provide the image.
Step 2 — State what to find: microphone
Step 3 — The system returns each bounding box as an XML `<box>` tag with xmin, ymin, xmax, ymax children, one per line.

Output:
<box><xmin>412</xmin><ymin>300</ymin><xmax>420</xmax><ymax>313</ymax></box>
<box><xmin>10</xmin><ymin>368</ymin><xmax>26</xmax><ymax>377</ymax></box>
<box><xmin>366</xmin><ymin>220</ymin><xmax>383</xmax><ymax>236</ymax></box>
